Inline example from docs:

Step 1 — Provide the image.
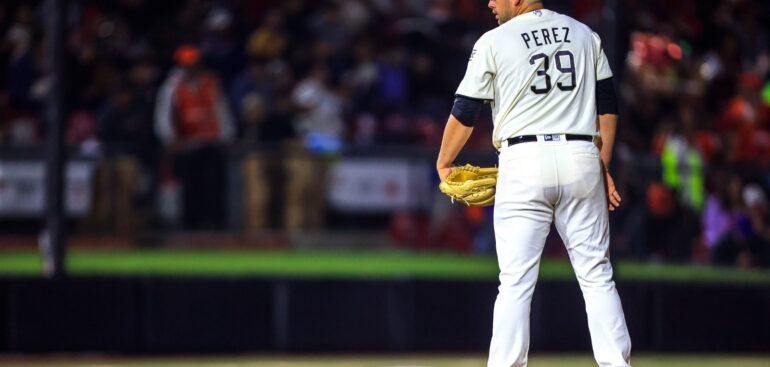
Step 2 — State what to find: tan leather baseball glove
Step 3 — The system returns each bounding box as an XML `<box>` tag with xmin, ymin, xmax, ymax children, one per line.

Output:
<box><xmin>439</xmin><ymin>164</ymin><xmax>498</xmax><ymax>207</ymax></box>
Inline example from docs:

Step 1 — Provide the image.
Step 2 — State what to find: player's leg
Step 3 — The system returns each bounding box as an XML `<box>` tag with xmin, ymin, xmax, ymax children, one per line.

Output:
<box><xmin>553</xmin><ymin>142</ymin><xmax>631</xmax><ymax>367</ymax></box>
<box><xmin>489</xmin><ymin>145</ymin><xmax>554</xmax><ymax>367</ymax></box>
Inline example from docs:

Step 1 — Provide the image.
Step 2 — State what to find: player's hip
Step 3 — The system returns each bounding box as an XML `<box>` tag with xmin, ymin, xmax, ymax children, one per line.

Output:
<box><xmin>496</xmin><ymin>136</ymin><xmax>601</xmax><ymax>197</ymax></box>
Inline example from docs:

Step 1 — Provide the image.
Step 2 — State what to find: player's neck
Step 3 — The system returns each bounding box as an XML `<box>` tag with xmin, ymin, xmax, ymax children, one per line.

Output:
<box><xmin>517</xmin><ymin>3</ymin><xmax>545</xmax><ymax>17</ymax></box>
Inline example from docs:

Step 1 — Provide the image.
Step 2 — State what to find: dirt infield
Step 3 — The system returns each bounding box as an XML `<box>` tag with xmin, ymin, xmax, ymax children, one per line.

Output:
<box><xmin>2</xmin><ymin>355</ymin><xmax>770</xmax><ymax>367</ymax></box>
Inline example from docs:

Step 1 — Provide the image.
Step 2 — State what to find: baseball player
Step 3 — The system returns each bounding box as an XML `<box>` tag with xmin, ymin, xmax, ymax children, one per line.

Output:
<box><xmin>436</xmin><ymin>1</ymin><xmax>632</xmax><ymax>366</ymax></box>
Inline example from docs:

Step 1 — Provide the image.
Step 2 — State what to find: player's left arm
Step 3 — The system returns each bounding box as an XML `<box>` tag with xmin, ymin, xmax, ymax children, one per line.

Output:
<box><xmin>438</xmin><ymin>31</ymin><xmax>496</xmax><ymax>180</ymax></box>
<box><xmin>437</xmin><ymin>113</ymin><xmax>474</xmax><ymax>181</ymax></box>
<box><xmin>437</xmin><ymin>95</ymin><xmax>485</xmax><ymax>179</ymax></box>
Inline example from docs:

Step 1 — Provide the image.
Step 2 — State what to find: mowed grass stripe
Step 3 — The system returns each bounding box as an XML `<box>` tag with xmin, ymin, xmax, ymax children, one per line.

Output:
<box><xmin>0</xmin><ymin>249</ymin><xmax>502</xmax><ymax>279</ymax></box>
<box><xmin>64</xmin><ymin>249</ymin><xmax>501</xmax><ymax>279</ymax></box>
<box><xmin>1</xmin><ymin>249</ymin><xmax>770</xmax><ymax>283</ymax></box>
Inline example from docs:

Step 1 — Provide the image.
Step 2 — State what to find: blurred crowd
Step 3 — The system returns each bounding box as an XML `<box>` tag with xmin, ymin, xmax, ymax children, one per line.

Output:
<box><xmin>0</xmin><ymin>0</ymin><xmax>769</xmax><ymax>267</ymax></box>
<box><xmin>611</xmin><ymin>0</ymin><xmax>770</xmax><ymax>268</ymax></box>
<box><xmin>0</xmin><ymin>0</ymin><xmax>499</xmax><ymax>234</ymax></box>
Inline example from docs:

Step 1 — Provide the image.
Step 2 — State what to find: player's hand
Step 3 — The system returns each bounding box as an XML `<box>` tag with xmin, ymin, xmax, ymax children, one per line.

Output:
<box><xmin>603</xmin><ymin>169</ymin><xmax>621</xmax><ymax>211</ymax></box>
<box><xmin>437</xmin><ymin>165</ymin><xmax>453</xmax><ymax>181</ymax></box>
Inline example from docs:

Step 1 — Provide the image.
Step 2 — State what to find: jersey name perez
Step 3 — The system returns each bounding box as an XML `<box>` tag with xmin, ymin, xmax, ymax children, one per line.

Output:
<box><xmin>521</xmin><ymin>27</ymin><xmax>571</xmax><ymax>49</ymax></box>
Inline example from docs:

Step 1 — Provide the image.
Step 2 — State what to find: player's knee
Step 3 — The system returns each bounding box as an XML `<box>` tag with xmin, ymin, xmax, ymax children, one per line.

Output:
<box><xmin>576</xmin><ymin>271</ymin><xmax>616</xmax><ymax>291</ymax></box>
<box><xmin>498</xmin><ymin>271</ymin><xmax>538</xmax><ymax>293</ymax></box>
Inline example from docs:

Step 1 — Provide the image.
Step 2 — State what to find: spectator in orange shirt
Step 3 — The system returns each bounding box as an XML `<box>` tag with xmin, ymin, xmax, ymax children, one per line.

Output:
<box><xmin>155</xmin><ymin>45</ymin><xmax>235</xmax><ymax>230</ymax></box>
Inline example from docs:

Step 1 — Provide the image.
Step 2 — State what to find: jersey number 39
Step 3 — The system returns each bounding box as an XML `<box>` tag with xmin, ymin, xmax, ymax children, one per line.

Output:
<box><xmin>529</xmin><ymin>50</ymin><xmax>576</xmax><ymax>94</ymax></box>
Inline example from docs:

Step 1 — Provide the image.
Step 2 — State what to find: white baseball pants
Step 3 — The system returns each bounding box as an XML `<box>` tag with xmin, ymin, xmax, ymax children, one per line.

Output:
<box><xmin>488</xmin><ymin>136</ymin><xmax>631</xmax><ymax>367</ymax></box>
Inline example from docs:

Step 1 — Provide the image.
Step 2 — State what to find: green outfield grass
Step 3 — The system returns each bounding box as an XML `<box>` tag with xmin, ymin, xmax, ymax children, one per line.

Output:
<box><xmin>2</xmin><ymin>355</ymin><xmax>770</xmax><ymax>367</ymax></box>
<box><xmin>1</xmin><ymin>249</ymin><xmax>770</xmax><ymax>283</ymax></box>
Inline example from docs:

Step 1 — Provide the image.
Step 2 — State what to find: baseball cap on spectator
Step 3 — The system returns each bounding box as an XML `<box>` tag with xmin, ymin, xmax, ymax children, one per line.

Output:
<box><xmin>174</xmin><ymin>45</ymin><xmax>200</xmax><ymax>66</ymax></box>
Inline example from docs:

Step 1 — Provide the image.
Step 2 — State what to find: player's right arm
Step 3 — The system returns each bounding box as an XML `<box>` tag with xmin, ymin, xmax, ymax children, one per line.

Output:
<box><xmin>597</xmin><ymin>113</ymin><xmax>617</xmax><ymax>166</ymax></box>
<box><xmin>599</xmin><ymin>112</ymin><xmax>621</xmax><ymax>211</ymax></box>
<box><xmin>592</xmin><ymin>32</ymin><xmax>621</xmax><ymax>210</ymax></box>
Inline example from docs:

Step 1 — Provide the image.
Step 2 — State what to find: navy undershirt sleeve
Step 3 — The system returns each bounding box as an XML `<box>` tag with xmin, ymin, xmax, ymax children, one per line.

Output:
<box><xmin>451</xmin><ymin>95</ymin><xmax>486</xmax><ymax>127</ymax></box>
<box><xmin>596</xmin><ymin>77</ymin><xmax>618</xmax><ymax>115</ymax></box>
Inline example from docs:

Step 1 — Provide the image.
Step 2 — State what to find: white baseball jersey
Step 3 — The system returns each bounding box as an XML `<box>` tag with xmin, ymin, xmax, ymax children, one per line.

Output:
<box><xmin>456</xmin><ymin>9</ymin><xmax>613</xmax><ymax>149</ymax></box>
